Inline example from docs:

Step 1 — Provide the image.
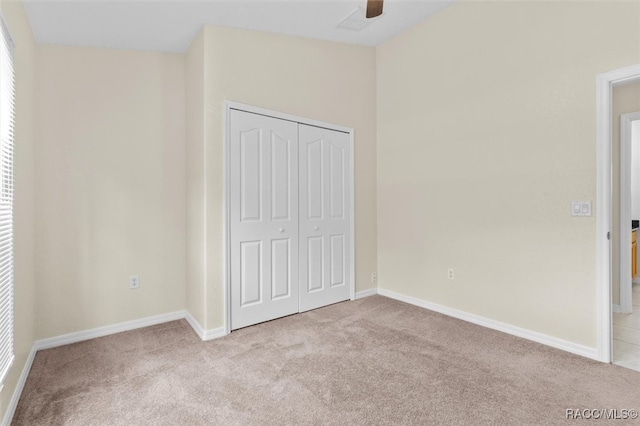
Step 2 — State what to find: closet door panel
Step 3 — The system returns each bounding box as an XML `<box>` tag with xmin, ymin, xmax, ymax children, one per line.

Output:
<box><xmin>230</xmin><ymin>110</ymin><xmax>299</xmax><ymax>330</ymax></box>
<box><xmin>307</xmin><ymin>236</ymin><xmax>324</xmax><ymax>292</ymax></box>
<box><xmin>330</xmin><ymin>235</ymin><xmax>345</xmax><ymax>288</ymax></box>
<box><xmin>306</xmin><ymin>139</ymin><xmax>324</xmax><ymax>220</ymax></box>
<box><xmin>299</xmin><ymin>124</ymin><xmax>351</xmax><ymax>312</ymax></box>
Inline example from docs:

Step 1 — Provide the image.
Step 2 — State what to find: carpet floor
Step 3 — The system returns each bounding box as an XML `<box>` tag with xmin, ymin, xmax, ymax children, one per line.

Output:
<box><xmin>12</xmin><ymin>295</ymin><xmax>640</xmax><ymax>425</ymax></box>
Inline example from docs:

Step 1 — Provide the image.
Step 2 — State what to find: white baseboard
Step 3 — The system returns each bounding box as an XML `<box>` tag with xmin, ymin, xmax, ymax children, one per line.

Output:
<box><xmin>612</xmin><ymin>303</ymin><xmax>623</xmax><ymax>314</ymax></box>
<box><xmin>355</xmin><ymin>288</ymin><xmax>378</xmax><ymax>300</ymax></box>
<box><xmin>1</xmin><ymin>346</ymin><xmax>37</xmax><ymax>426</ymax></box>
<box><xmin>184</xmin><ymin>311</ymin><xmax>227</xmax><ymax>341</ymax></box>
<box><xmin>34</xmin><ymin>310</ymin><xmax>228</xmax><ymax>351</ymax></box>
<box><xmin>377</xmin><ymin>288</ymin><xmax>599</xmax><ymax>361</ymax></box>
<box><xmin>34</xmin><ymin>310</ymin><xmax>187</xmax><ymax>351</ymax></box>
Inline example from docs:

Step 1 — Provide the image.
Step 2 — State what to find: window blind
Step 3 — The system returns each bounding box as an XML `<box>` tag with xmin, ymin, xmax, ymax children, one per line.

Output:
<box><xmin>0</xmin><ymin>16</ymin><xmax>15</xmax><ymax>387</ymax></box>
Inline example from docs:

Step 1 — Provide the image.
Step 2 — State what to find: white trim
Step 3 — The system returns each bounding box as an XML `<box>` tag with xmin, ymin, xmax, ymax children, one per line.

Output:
<box><xmin>33</xmin><ymin>311</ymin><xmax>228</xmax><ymax>350</ymax></box>
<box><xmin>620</xmin><ymin>112</ymin><xmax>640</xmax><ymax>314</ymax></box>
<box><xmin>223</xmin><ymin>100</ymin><xmax>356</xmax><ymax>331</ymax></box>
<box><xmin>1</xmin><ymin>347</ymin><xmax>36</xmax><ymax>426</ymax></box>
<box><xmin>596</xmin><ymin>70</ymin><xmax>613</xmax><ymax>364</ymax></box>
<box><xmin>596</xmin><ymin>64</ymin><xmax>640</xmax><ymax>363</ymax></box>
<box><xmin>355</xmin><ymin>288</ymin><xmax>378</xmax><ymax>299</ymax></box>
<box><xmin>378</xmin><ymin>288</ymin><xmax>598</xmax><ymax>361</ymax></box>
<box><xmin>223</xmin><ymin>101</ymin><xmax>231</xmax><ymax>336</ymax></box>
<box><xmin>349</xmin><ymin>129</ymin><xmax>356</xmax><ymax>301</ymax></box>
<box><xmin>203</xmin><ymin>327</ymin><xmax>226</xmax><ymax>341</ymax></box>
<box><xmin>33</xmin><ymin>311</ymin><xmax>187</xmax><ymax>351</ymax></box>
<box><xmin>184</xmin><ymin>311</ymin><xmax>227</xmax><ymax>341</ymax></box>
<box><xmin>185</xmin><ymin>311</ymin><xmax>205</xmax><ymax>339</ymax></box>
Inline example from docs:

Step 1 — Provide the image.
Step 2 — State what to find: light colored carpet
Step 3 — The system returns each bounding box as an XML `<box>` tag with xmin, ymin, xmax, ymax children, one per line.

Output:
<box><xmin>12</xmin><ymin>296</ymin><xmax>640</xmax><ymax>425</ymax></box>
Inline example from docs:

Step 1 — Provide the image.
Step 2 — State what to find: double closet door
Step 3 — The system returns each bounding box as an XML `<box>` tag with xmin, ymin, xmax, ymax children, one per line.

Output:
<box><xmin>230</xmin><ymin>109</ymin><xmax>351</xmax><ymax>330</ymax></box>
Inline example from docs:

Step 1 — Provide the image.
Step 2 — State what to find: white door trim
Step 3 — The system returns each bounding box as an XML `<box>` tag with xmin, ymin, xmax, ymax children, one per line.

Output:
<box><xmin>620</xmin><ymin>111</ymin><xmax>640</xmax><ymax>314</ymax></box>
<box><xmin>223</xmin><ymin>101</ymin><xmax>356</xmax><ymax>334</ymax></box>
<box><xmin>596</xmin><ymin>63</ymin><xmax>640</xmax><ymax>363</ymax></box>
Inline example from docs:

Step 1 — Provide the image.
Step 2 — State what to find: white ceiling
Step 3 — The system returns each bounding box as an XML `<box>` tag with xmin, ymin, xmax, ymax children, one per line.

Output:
<box><xmin>23</xmin><ymin>0</ymin><xmax>454</xmax><ymax>53</ymax></box>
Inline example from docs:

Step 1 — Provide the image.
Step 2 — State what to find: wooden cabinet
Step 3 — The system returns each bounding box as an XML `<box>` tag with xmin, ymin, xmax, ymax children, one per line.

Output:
<box><xmin>633</xmin><ymin>230</ymin><xmax>637</xmax><ymax>279</ymax></box>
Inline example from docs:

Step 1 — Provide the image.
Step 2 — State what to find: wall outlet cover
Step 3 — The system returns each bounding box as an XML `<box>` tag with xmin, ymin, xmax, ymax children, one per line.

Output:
<box><xmin>130</xmin><ymin>275</ymin><xmax>140</xmax><ymax>289</ymax></box>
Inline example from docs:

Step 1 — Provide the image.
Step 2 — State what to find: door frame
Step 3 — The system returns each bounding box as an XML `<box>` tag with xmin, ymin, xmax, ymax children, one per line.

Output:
<box><xmin>619</xmin><ymin>111</ymin><xmax>640</xmax><ymax>314</ymax></box>
<box><xmin>223</xmin><ymin>101</ymin><xmax>356</xmax><ymax>334</ymax></box>
<box><xmin>596</xmin><ymin>64</ymin><xmax>640</xmax><ymax>363</ymax></box>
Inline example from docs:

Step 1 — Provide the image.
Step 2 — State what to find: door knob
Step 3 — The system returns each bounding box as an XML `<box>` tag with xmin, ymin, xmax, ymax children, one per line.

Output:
<box><xmin>314</xmin><ymin>226</ymin><xmax>319</xmax><ymax>231</ymax></box>
<box><xmin>279</xmin><ymin>228</ymin><xmax>284</xmax><ymax>233</ymax></box>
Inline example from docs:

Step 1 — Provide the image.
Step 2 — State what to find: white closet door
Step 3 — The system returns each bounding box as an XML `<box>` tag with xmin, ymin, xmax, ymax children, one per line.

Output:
<box><xmin>299</xmin><ymin>124</ymin><xmax>351</xmax><ymax>312</ymax></box>
<box><xmin>230</xmin><ymin>110</ymin><xmax>299</xmax><ymax>330</ymax></box>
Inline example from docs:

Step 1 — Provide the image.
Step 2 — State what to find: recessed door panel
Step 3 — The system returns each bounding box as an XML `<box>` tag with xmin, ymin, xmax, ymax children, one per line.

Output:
<box><xmin>240</xmin><ymin>129</ymin><xmax>262</xmax><ymax>222</ymax></box>
<box><xmin>330</xmin><ymin>235</ymin><xmax>345</xmax><ymax>287</ymax></box>
<box><xmin>271</xmin><ymin>238</ymin><xmax>290</xmax><ymax>300</ymax></box>
<box><xmin>330</xmin><ymin>142</ymin><xmax>345</xmax><ymax>220</ymax></box>
<box><xmin>271</xmin><ymin>133</ymin><xmax>290</xmax><ymax>221</ymax></box>
<box><xmin>307</xmin><ymin>237</ymin><xmax>324</xmax><ymax>292</ymax></box>
<box><xmin>240</xmin><ymin>241</ymin><xmax>262</xmax><ymax>306</ymax></box>
<box><xmin>307</xmin><ymin>139</ymin><xmax>323</xmax><ymax>220</ymax></box>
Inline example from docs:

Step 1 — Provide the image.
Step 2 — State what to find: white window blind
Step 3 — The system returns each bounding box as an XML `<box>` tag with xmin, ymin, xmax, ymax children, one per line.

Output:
<box><xmin>0</xmin><ymin>16</ymin><xmax>15</xmax><ymax>387</ymax></box>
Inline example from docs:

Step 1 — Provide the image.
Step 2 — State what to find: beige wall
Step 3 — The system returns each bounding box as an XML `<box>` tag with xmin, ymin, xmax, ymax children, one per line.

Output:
<box><xmin>185</xmin><ymin>30</ymin><xmax>206</xmax><ymax>327</ymax></box>
<box><xmin>193</xmin><ymin>26</ymin><xmax>377</xmax><ymax>329</ymax></box>
<box><xmin>612</xmin><ymin>80</ymin><xmax>640</xmax><ymax>305</ymax></box>
<box><xmin>35</xmin><ymin>45</ymin><xmax>187</xmax><ymax>338</ymax></box>
<box><xmin>0</xmin><ymin>0</ymin><xmax>36</xmax><ymax>418</ymax></box>
<box><xmin>377</xmin><ymin>1</ymin><xmax>640</xmax><ymax>348</ymax></box>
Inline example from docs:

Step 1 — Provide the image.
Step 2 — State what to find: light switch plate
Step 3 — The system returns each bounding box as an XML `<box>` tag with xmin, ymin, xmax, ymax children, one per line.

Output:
<box><xmin>573</xmin><ymin>203</ymin><xmax>581</xmax><ymax>214</ymax></box>
<box><xmin>571</xmin><ymin>201</ymin><xmax>591</xmax><ymax>217</ymax></box>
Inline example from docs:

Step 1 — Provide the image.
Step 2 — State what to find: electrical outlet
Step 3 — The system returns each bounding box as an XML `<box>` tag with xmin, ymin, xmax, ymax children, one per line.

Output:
<box><xmin>130</xmin><ymin>275</ymin><xmax>140</xmax><ymax>289</ymax></box>
<box><xmin>447</xmin><ymin>269</ymin><xmax>454</xmax><ymax>280</ymax></box>
<box><xmin>371</xmin><ymin>272</ymin><xmax>377</xmax><ymax>284</ymax></box>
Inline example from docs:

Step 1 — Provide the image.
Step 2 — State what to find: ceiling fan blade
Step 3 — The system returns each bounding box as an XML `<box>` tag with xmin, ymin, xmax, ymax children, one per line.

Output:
<box><xmin>366</xmin><ymin>0</ymin><xmax>383</xmax><ymax>18</ymax></box>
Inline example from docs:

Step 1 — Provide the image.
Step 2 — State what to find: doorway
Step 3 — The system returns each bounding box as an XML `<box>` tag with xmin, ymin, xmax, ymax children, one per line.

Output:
<box><xmin>614</xmin><ymin>109</ymin><xmax>640</xmax><ymax>370</ymax></box>
<box><xmin>596</xmin><ymin>64</ymin><xmax>640</xmax><ymax>365</ymax></box>
<box><xmin>618</xmin><ymin>111</ymin><xmax>640</xmax><ymax>315</ymax></box>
